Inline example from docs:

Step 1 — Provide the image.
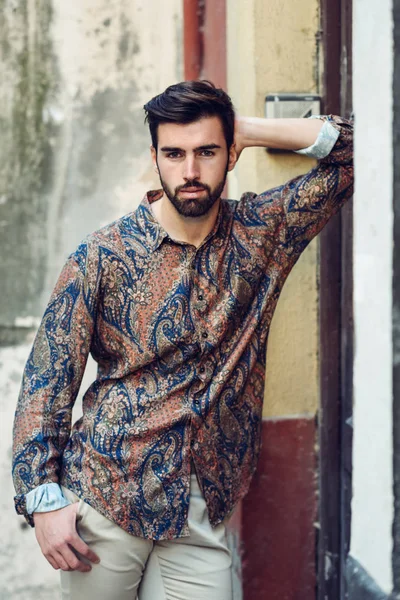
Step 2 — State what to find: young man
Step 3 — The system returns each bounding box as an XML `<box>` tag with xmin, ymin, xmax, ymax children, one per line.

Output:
<box><xmin>12</xmin><ymin>80</ymin><xmax>353</xmax><ymax>599</ymax></box>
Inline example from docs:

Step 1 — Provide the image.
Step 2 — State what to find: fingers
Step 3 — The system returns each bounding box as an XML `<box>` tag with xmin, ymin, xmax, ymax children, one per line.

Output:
<box><xmin>43</xmin><ymin>541</ymin><xmax>92</xmax><ymax>572</ymax></box>
<box><xmin>34</xmin><ymin>502</ymin><xmax>100</xmax><ymax>572</ymax></box>
<box><xmin>70</xmin><ymin>532</ymin><xmax>100</xmax><ymax>565</ymax></box>
<box><xmin>45</xmin><ymin>553</ymin><xmax>61</xmax><ymax>571</ymax></box>
<box><xmin>59</xmin><ymin>545</ymin><xmax>92</xmax><ymax>573</ymax></box>
<box><xmin>45</xmin><ymin>545</ymin><xmax>92</xmax><ymax>572</ymax></box>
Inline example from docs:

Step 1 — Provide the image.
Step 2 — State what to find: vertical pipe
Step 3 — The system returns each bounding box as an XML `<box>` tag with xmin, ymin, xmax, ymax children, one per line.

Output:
<box><xmin>183</xmin><ymin>0</ymin><xmax>202</xmax><ymax>80</ymax></box>
<box><xmin>318</xmin><ymin>0</ymin><xmax>342</xmax><ymax>598</ymax></box>
<box><xmin>202</xmin><ymin>0</ymin><xmax>227</xmax><ymax>89</ymax></box>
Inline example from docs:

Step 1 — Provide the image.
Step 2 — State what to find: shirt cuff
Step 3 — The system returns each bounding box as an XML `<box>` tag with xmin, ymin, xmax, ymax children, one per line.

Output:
<box><xmin>294</xmin><ymin>118</ymin><xmax>340</xmax><ymax>159</ymax></box>
<box><xmin>25</xmin><ymin>482</ymin><xmax>72</xmax><ymax>514</ymax></box>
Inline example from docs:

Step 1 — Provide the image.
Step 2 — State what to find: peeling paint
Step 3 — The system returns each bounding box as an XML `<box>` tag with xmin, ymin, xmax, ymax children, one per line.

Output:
<box><xmin>0</xmin><ymin>0</ymin><xmax>54</xmax><ymax>327</ymax></box>
<box><xmin>1</xmin><ymin>0</ymin><xmax>183</xmax><ymax>596</ymax></box>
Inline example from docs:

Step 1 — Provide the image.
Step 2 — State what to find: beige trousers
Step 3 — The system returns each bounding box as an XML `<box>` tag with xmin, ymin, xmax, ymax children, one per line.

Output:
<box><xmin>60</xmin><ymin>475</ymin><xmax>232</xmax><ymax>600</ymax></box>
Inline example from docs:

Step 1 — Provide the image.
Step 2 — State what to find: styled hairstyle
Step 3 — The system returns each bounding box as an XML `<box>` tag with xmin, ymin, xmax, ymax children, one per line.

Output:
<box><xmin>143</xmin><ymin>80</ymin><xmax>235</xmax><ymax>150</ymax></box>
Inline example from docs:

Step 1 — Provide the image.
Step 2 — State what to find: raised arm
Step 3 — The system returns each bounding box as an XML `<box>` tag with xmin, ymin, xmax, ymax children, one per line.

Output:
<box><xmin>234</xmin><ymin>115</ymin><xmax>353</xmax><ymax>261</ymax></box>
<box><xmin>234</xmin><ymin>115</ymin><xmax>325</xmax><ymax>156</ymax></box>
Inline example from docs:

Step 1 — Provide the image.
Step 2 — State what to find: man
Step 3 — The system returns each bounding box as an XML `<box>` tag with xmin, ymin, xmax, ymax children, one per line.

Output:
<box><xmin>12</xmin><ymin>80</ymin><xmax>353</xmax><ymax>599</ymax></box>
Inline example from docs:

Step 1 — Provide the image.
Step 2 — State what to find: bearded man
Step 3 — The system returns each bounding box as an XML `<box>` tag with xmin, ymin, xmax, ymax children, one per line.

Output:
<box><xmin>12</xmin><ymin>80</ymin><xmax>353</xmax><ymax>600</ymax></box>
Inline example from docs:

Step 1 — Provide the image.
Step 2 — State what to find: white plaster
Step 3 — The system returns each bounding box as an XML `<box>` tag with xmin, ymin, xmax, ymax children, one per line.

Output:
<box><xmin>42</xmin><ymin>105</ymin><xmax>65</xmax><ymax>125</ymax></box>
<box><xmin>351</xmin><ymin>0</ymin><xmax>394</xmax><ymax>592</ymax></box>
<box><xmin>14</xmin><ymin>316</ymin><xmax>41</xmax><ymax>329</ymax></box>
<box><xmin>51</xmin><ymin>0</ymin><xmax>182</xmax><ymax>106</ymax></box>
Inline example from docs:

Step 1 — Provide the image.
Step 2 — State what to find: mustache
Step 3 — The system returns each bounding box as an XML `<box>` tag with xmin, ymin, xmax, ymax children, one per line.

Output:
<box><xmin>177</xmin><ymin>181</ymin><xmax>209</xmax><ymax>192</ymax></box>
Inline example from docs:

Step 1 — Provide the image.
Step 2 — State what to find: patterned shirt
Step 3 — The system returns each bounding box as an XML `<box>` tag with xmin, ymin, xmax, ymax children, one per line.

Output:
<box><xmin>12</xmin><ymin>116</ymin><xmax>353</xmax><ymax>540</ymax></box>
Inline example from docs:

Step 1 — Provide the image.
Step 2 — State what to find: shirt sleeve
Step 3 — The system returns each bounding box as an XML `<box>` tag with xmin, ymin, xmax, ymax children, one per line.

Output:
<box><xmin>294</xmin><ymin>118</ymin><xmax>340</xmax><ymax>159</ymax></box>
<box><xmin>238</xmin><ymin>114</ymin><xmax>353</xmax><ymax>264</ymax></box>
<box><xmin>12</xmin><ymin>241</ymin><xmax>99</xmax><ymax>526</ymax></box>
<box><xmin>25</xmin><ymin>482</ymin><xmax>71</xmax><ymax>514</ymax></box>
<box><xmin>280</xmin><ymin>114</ymin><xmax>353</xmax><ymax>259</ymax></box>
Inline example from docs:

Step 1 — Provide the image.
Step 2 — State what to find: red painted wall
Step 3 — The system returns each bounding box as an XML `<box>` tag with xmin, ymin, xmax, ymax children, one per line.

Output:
<box><xmin>183</xmin><ymin>0</ymin><xmax>226</xmax><ymax>89</ymax></box>
<box><xmin>242</xmin><ymin>419</ymin><xmax>317</xmax><ymax>599</ymax></box>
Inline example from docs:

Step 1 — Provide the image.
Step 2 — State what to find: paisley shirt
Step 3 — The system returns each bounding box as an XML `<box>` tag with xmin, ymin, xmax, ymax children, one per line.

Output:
<box><xmin>12</xmin><ymin>115</ymin><xmax>353</xmax><ymax>540</ymax></box>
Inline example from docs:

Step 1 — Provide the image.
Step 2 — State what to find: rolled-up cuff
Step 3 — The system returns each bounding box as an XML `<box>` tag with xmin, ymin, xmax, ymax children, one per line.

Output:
<box><xmin>295</xmin><ymin>118</ymin><xmax>340</xmax><ymax>159</ymax></box>
<box><xmin>25</xmin><ymin>482</ymin><xmax>71</xmax><ymax>514</ymax></box>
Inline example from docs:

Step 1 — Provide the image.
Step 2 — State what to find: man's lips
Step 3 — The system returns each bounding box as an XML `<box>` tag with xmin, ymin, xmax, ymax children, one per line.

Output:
<box><xmin>178</xmin><ymin>187</ymin><xmax>207</xmax><ymax>198</ymax></box>
<box><xmin>180</xmin><ymin>186</ymin><xmax>205</xmax><ymax>192</ymax></box>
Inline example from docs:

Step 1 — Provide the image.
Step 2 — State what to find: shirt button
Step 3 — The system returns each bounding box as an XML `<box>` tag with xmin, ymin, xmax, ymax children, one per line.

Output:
<box><xmin>198</xmin><ymin>294</ymin><xmax>204</xmax><ymax>301</ymax></box>
<box><xmin>202</xmin><ymin>332</ymin><xmax>208</xmax><ymax>339</ymax></box>
<box><xmin>193</xmin><ymin>398</ymin><xmax>200</xmax><ymax>405</ymax></box>
<box><xmin>199</xmin><ymin>366</ymin><xmax>205</xmax><ymax>374</ymax></box>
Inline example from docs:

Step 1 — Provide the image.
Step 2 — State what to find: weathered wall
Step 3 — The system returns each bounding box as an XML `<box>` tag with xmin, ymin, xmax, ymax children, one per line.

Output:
<box><xmin>227</xmin><ymin>0</ymin><xmax>320</xmax><ymax>420</ymax></box>
<box><xmin>0</xmin><ymin>1</ymin><xmax>182</xmax><ymax>597</ymax></box>
<box><xmin>351</xmin><ymin>0</ymin><xmax>394</xmax><ymax>594</ymax></box>
<box><xmin>226</xmin><ymin>0</ymin><xmax>321</xmax><ymax>597</ymax></box>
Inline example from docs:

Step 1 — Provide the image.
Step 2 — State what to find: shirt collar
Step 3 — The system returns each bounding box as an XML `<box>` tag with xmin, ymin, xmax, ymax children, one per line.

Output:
<box><xmin>136</xmin><ymin>189</ymin><xmax>226</xmax><ymax>253</ymax></box>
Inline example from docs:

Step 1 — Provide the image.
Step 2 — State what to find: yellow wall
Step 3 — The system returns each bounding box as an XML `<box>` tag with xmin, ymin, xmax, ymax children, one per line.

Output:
<box><xmin>227</xmin><ymin>0</ymin><xmax>321</xmax><ymax>417</ymax></box>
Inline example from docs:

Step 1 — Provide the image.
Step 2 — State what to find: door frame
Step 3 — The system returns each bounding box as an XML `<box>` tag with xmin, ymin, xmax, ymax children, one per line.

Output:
<box><xmin>318</xmin><ymin>0</ymin><xmax>353</xmax><ymax>598</ymax></box>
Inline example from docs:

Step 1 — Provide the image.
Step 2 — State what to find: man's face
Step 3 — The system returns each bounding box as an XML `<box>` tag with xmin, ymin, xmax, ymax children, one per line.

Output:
<box><xmin>151</xmin><ymin>116</ymin><xmax>236</xmax><ymax>218</ymax></box>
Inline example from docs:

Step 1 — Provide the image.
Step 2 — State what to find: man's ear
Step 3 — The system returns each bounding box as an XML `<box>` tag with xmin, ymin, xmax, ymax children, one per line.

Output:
<box><xmin>227</xmin><ymin>143</ymin><xmax>238</xmax><ymax>172</ymax></box>
<box><xmin>150</xmin><ymin>146</ymin><xmax>159</xmax><ymax>172</ymax></box>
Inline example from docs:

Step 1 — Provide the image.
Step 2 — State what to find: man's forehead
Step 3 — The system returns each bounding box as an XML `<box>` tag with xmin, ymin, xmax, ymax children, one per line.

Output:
<box><xmin>157</xmin><ymin>116</ymin><xmax>225</xmax><ymax>147</ymax></box>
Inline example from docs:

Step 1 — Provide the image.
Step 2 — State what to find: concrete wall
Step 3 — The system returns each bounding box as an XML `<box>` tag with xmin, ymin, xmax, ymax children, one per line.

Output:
<box><xmin>0</xmin><ymin>1</ymin><xmax>182</xmax><ymax>597</ymax></box>
<box><xmin>351</xmin><ymin>0</ymin><xmax>394</xmax><ymax>594</ymax></box>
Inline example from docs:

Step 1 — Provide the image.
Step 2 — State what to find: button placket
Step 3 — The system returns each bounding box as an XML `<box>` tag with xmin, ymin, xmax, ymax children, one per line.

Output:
<box><xmin>197</xmin><ymin>361</ymin><xmax>207</xmax><ymax>381</ymax></box>
<box><xmin>196</xmin><ymin>354</ymin><xmax>215</xmax><ymax>382</ymax></box>
<box><xmin>190</xmin><ymin>438</ymin><xmax>199</xmax><ymax>451</ymax></box>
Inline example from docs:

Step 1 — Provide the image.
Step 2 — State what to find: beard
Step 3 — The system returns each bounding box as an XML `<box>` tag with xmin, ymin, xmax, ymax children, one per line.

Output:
<box><xmin>158</xmin><ymin>167</ymin><xmax>228</xmax><ymax>218</ymax></box>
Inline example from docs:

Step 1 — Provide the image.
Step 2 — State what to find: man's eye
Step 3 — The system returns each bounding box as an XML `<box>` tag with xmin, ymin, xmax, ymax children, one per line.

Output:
<box><xmin>200</xmin><ymin>150</ymin><xmax>214</xmax><ymax>157</ymax></box>
<box><xmin>167</xmin><ymin>152</ymin><xmax>181</xmax><ymax>159</ymax></box>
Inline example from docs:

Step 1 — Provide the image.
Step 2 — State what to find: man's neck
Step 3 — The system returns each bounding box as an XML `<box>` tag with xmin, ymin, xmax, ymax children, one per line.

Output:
<box><xmin>150</xmin><ymin>194</ymin><xmax>220</xmax><ymax>248</ymax></box>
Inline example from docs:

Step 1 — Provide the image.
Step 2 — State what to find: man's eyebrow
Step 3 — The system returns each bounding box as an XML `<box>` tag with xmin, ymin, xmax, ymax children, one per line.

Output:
<box><xmin>159</xmin><ymin>143</ymin><xmax>222</xmax><ymax>153</ymax></box>
<box><xmin>193</xmin><ymin>143</ymin><xmax>222</xmax><ymax>151</ymax></box>
<box><xmin>160</xmin><ymin>146</ymin><xmax>183</xmax><ymax>153</ymax></box>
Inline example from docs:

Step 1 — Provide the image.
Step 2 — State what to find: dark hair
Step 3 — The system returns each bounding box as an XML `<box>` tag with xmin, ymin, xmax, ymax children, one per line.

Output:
<box><xmin>143</xmin><ymin>80</ymin><xmax>235</xmax><ymax>150</ymax></box>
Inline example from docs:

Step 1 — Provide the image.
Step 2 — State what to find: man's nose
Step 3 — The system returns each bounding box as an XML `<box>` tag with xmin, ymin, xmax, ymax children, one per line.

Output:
<box><xmin>182</xmin><ymin>156</ymin><xmax>200</xmax><ymax>181</ymax></box>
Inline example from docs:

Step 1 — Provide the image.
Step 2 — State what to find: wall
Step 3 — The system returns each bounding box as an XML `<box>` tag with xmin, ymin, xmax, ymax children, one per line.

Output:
<box><xmin>392</xmin><ymin>0</ymin><xmax>400</xmax><ymax>594</ymax></box>
<box><xmin>226</xmin><ymin>0</ymin><xmax>321</xmax><ymax>597</ymax></box>
<box><xmin>228</xmin><ymin>0</ymin><xmax>320</xmax><ymax>419</ymax></box>
<box><xmin>351</xmin><ymin>0</ymin><xmax>394</xmax><ymax>594</ymax></box>
<box><xmin>0</xmin><ymin>1</ymin><xmax>182</xmax><ymax>597</ymax></box>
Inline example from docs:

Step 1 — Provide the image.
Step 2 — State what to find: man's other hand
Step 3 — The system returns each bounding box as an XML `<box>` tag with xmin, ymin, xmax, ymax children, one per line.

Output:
<box><xmin>33</xmin><ymin>504</ymin><xmax>100</xmax><ymax>572</ymax></box>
